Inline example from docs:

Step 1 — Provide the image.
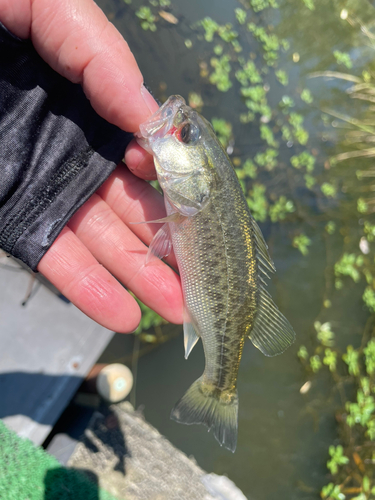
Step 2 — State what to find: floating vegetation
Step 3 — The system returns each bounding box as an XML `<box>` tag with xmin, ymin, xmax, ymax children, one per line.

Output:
<box><xmin>290</xmin><ymin>151</ymin><xmax>315</xmax><ymax>172</ymax></box>
<box><xmin>321</xmin><ymin>182</ymin><xmax>337</xmax><ymax>198</ymax></box>
<box><xmin>135</xmin><ymin>6</ymin><xmax>157</xmax><ymax>31</ymax></box>
<box><xmin>299</xmin><ymin>324</ymin><xmax>375</xmax><ymax>498</ymax></box>
<box><xmin>302</xmin><ymin>0</ymin><xmax>315</xmax><ymax>10</ymax></box>
<box><xmin>248</xmin><ymin>0</ymin><xmax>279</xmax><ymax>13</ymax></box>
<box><xmin>269</xmin><ymin>196</ymin><xmax>295</xmax><ymax>222</ymax></box>
<box><xmin>301</xmin><ymin>88</ymin><xmax>313</xmax><ymax>104</ymax></box>
<box><xmin>275</xmin><ymin>69</ymin><xmax>288</xmax><ymax>86</ymax></box>
<box><xmin>188</xmin><ymin>91</ymin><xmax>204</xmax><ymax>111</ymax></box>
<box><xmin>254</xmin><ymin>148</ymin><xmax>278</xmax><ymax>171</ymax></box>
<box><xmin>293</xmin><ymin>233</ymin><xmax>311</xmax><ymax>256</ymax></box>
<box><xmin>209</xmin><ymin>54</ymin><xmax>232</xmax><ymax>92</ymax></box>
<box><xmin>246</xmin><ymin>183</ymin><xmax>268</xmax><ymax>222</ymax></box>
<box><xmin>211</xmin><ymin>117</ymin><xmax>233</xmax><ymax>149</ymax></box>
<box><xmin>333</xmin><ymin>50</ymin><xmax>353</xmax><ymax>69</ymax></box>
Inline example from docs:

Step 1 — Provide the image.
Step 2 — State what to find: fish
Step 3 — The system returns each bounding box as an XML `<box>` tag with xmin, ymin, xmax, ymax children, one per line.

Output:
<box><xmin>136</xmin><ymin>95</ymin><xmax>295</xmax><ymax>452</ymax></box>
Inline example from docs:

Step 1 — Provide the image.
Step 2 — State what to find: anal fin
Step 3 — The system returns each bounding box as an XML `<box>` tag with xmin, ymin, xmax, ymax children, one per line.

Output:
<box><xmin>183</xmin><ymin>306</ymin><xmax>199</xmax><ymax>359</ymax></box>
<box><xmin>184</xmin><ymin>322</ymin><xmax>199</xmax><ymax>359</ymax></box>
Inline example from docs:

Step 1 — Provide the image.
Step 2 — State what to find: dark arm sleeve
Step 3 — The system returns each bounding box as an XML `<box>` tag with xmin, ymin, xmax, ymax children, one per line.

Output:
<box><xmin>0</xmin><ymin>22</ymin><xmax>133</xmax><ymax>271</ymax></box>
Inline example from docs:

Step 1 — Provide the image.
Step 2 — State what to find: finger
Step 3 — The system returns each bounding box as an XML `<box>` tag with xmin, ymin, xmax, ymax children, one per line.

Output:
<box><xmin>124</xmin><ymin>139</ymin><xmax>157</xmax><ymax>181</ymax></box>
<box><xmin>96</xmin><ymin>166</ymin><xmax>178</xmax><ymax>270</ymax></box>
<box><xmin>67</xmin><ymin>194</ymin><xmax>183</xmax><ymax>324</ymax></box>
<box><xmin>0</xmin><ymin>0</ymin><xmax>32</xmax><ymax>39</ymax></box>
<box><xmin>30</xmin><ymin>0</ymin><xmax>159</xmax><ymax>132</ymax></box>
<box><xmin>37</xmin><ymin>226</ymin><xmax>141</xmax><ymax>333</ymax></box>
<box><xmin>0</xmin><ymin>0</ymin><xmax>160</xmax><ymax>176</ymax></box>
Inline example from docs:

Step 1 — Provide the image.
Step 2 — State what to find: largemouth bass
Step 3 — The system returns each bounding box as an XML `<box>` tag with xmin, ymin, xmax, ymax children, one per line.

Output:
<box><xmin>136</xmin><ymin>95</ymin><xmax>295</xmax><ymax>452</ymax></box>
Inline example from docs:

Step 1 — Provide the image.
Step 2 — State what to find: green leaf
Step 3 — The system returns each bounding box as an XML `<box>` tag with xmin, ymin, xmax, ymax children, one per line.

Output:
<box><xmin>363</xmin><ymin>287</ymin><xmax>375</xmax><ymax>313</ymax></box>
<box><xmin>364</xmin><ymin>339</ymin><xmax>375</xmax><ymax>374</ymax></box>
<box><xmin>342</xmin><ymin>345</ymin><xmax>360</xmax><ymax>376</ymax></box>
<box><xmin>323</xmin><ymin>348</ymin><xmax>337</xmax><ymax>372</ymax></box>
<box><xmin>269</xmin><ymin>196</ymin><xmax>295</xmax><ymax>222</ymax></box>
<box><xmin>293</xmin><ymin>234</ymin><xmax>311</xmax><ymax>256</ymax></box>
<box><xmin>335</xmin><ymin>253</ymin><xmax>362</xmax><ymax>283</ymax></box>
<box><xmin>275</xmin><ymin>69</ymin><xmax>288</xmax><ymax>86</ymax></box>
<box><xmin>297</xmin><ymin>345</ymin><xmax>309</xmax><ymax>360</ymax></box>
<box><xmin>310</xmin><ymin>355</ymin><xmax>322</xmax><ymax>373</ymax></box>
<box><xmin>321</xmin><ymin>182</ymin><xmax>337</xmax><ymax>198</ymax></box>
<box><xmin>301</xmin><ymin>89</ymin><xmax>313</xmax><ymax>103</ymax></box>
<box><xmin>254</xmin><ymin>148</ymin><xmax>278</xmax><ymax>170</ymax></box>
<box><xmin>211</xmin><ymin>118</ymin><xmax>233</xmax><ymax>148</ymax></box>
<box><xmin>235</xmin><ymin>8</ymin><xmax>247</xmax><ymax>25</ymax></box>
<box><xmin>314</xmin><ymin>322</ymin><xmax>335</xmax><ymax>347</ymax></box>
<box><xmin>333</xmin><ymin>50</ymin><xmax>353</xmax><ymax>69</ymax></box>
<box><xmin>327</xmin><ymin>445</ymin><xmax>349</xmax><ymax>475</ymax></box>
<box><xmin>246</xmin><ymin>184</ymin><xmax>268</xmax><ymax>222</ymax></box>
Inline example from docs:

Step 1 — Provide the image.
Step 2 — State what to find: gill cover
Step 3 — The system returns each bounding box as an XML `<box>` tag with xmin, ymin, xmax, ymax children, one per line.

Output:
<box><xmin>136</xmin><ymin>95</ymin><xmax>212</xmax><ymax>217</ymax></box>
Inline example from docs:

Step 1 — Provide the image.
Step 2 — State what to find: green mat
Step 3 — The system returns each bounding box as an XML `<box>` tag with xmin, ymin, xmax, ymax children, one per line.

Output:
<box><xmin>0</xmin><ymin>420</ymin><xmax>118</xmax><ymax>500</ymax></box>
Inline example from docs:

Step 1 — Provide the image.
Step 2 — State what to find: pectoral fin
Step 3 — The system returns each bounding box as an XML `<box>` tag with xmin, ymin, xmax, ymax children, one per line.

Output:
<box><xmin>130</xmin><ymin>213</ymin><xmax>184</xmax><ymax>225</ymax></box>
<box><xmin>146</xmin><ymin>223</ymin><xmax>172</xmax><ymax>264</ymax></box>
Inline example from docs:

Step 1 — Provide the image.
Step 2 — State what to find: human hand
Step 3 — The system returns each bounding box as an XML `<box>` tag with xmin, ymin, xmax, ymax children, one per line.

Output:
<box><xmin>0</xmin><ymin>0</ymin><xmax>183</xmax><ymax>332</ymax></box>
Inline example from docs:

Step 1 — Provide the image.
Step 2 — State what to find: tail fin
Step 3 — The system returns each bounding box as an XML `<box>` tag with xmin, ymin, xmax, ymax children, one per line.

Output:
<box><xmin>170</xmin><ymin>377</ymin><xmax>238</xmax><ymax>452</ymax></box>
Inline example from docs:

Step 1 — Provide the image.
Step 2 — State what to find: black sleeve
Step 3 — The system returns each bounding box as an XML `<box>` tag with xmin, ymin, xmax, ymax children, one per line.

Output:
<box><xmin>0</xmin><ymin>22</ymin><xmax>133</xmax><ymax>271</ymax></box>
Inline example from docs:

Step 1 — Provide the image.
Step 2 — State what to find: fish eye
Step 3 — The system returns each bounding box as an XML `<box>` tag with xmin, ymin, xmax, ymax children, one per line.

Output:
<box><xmin>178</xmin><ymin>123</ymin><xmax>200</xmax><ymax>144</ymax></box>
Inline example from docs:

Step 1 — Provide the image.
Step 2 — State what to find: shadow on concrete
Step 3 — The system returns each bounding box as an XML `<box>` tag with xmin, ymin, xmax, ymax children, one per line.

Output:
<box><xmin>78</xmin><ymin>407</ymin><xmax>130</xmax><ymax>475</ymax></box>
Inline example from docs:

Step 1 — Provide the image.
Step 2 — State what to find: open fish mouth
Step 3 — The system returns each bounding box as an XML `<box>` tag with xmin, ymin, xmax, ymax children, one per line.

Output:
<box><xmin>137</xmin><ymin>95</ymin><xmax>186</xmax><ymax>141</ymax></box>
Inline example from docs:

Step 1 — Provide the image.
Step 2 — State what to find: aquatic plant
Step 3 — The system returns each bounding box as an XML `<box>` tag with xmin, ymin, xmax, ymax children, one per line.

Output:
<box><xmin>254</xmin><ymin>148</ymin><xmax>278</xmax><ymax>170</ymax></box>
<box><xmin>301</xmin><ymin>88</ymin><xmax>313</xmax><ymax>104</ymax></box>
<box><xmin>209</xmin><ymin>55</ymin><xmax>232</xmax><ymax>92</ymax></box>
<box><xmin>246</xmin><ymin>184</ymin><xmax>268</xmax><ymax>222</ymax></box>
<box><xmin>275</xmin><ymin>69</ymin><xmax>288</xmax><ymax>86</ymax></box>
<box><xmin>327</xmin><ymin>446</ymin><xmax>349</xmax><ymax>475</ymax></box>
<box><xmin>292</xmin><ymin>234</ymin><xmax>311</xmax><ymax>256</ymax></box>
<box><xmin>269</xmin><ymin>196</ymin><xmax>294</xmax><ymax>222</ymax></box>
<box><xmin>302</xmin><ymin>0</ymin><xmax>315</xmax><ymax>10</ymax></box>
<box><xmin>188</xmin><ymin>92</ymin><xmax>204</xmax><ymax>111</ymax></box>
<box><xmin>211</xmin><ymin>118</ymin><xmax>233</xmax><ymax>149</ymax></box>
<box><xmin>135</xmin><ymin>6</ymin><xmax>157</xmax><ymax>31</ymax></box>
<box><xmin>333</xmin><ymin>50</ymin><xmax>353</xmax><ymax>69</ymax></box>
<box><xmin>248</xmin><ymin>0</ymin><xmax>279</xmax><ymax>13</ymax></box>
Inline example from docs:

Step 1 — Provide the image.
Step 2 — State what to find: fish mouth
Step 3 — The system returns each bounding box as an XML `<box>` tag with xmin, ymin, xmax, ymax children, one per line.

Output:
<box><xmin>137</xmin><ymin>95</ymin><xmax>186</xmax><ymax>141</ymax></box>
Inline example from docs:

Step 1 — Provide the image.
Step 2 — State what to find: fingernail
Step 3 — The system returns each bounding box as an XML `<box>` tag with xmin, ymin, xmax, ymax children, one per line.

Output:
<box><xmin>141</xmin><ymin>84</ymin><xmax>159</xmax><ymax>114</ymax></box>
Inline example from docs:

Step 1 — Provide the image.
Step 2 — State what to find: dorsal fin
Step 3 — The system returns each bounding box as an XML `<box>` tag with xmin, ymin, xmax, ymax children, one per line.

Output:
<box><xmin>248</xmin><ymin>216</ymin><xmax>296</xmax><ymax>356</ymax></box>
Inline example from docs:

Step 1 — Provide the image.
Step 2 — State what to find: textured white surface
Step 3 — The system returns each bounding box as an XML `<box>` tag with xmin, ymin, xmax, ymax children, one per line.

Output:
<box><xmin>69</xmin><ymin>402</ymin><xmax>246</xmax><ymax>500</ymax></box>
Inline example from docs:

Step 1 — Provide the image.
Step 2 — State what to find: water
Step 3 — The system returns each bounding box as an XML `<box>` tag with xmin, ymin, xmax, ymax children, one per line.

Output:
<box><xmin>96</xmin><ymin>1</ymin><xmax>375</xmax><ymax>498</ymax></box>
